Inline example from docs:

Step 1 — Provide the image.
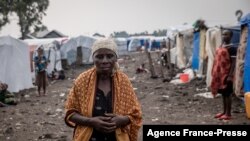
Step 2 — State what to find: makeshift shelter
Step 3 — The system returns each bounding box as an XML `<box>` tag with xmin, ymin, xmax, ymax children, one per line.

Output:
<box><xmin>114</xmin><ymin>38</ymin><xmax>128</xmax><ymax>56</ymax></box>
<box><xmin>205</xmin><ymin>27</ymin><xmax>222</xmax><ymax>87</ymax></box>
<box><xmin>0</xmin><ymin>36</ymin><xmax>33</xmax><ymax>92</ymax></box>
<box><xmin>127</xmin><ymin>36</ymin><xmax>153</xmax><ymax>51</ymax></box>
<box><xmin>36</xmin><ymin>41</ymin><xmax>62</xmax><ymax>75</ymax></box>
<box><xmin>242</xmin><ymin>14</ymin><xmax>250</xmax><ymax>93</ymax></box>
<box><xmin>192</xmin><ymin>26</ymin><xmax>240</xmax><ymax>77</ymax></box>
<box><xmin>166</xmin><ymin>24</ymin><xmax>193</xmax><ymax>67</ymax></box>
<box><xmin>60</xmin><ymin>35</ymin><xmax>96</xmax><ymax>65</ymax></box>
<box><xmin>24</xmin><ymin>38</ymin><xmax>64</xmax><ymax>75</ymax></box>
<box><xmin>175</xmin><ymin>29</ymin><xmax>193</xmax><ymax>69</ymax></box>
<box><xmin>192</xmin><ymin>31</ymin><xmax>200</xmax><ymax>70</ymax></box>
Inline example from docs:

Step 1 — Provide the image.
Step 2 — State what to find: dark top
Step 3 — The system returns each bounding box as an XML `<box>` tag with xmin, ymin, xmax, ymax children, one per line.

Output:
<box><xmin>90</xmin><ymin>88</ymin><xmax>116</xmax><ymax>141</ymax></box>
<box><xmin>228</xmin><ymin>46</ymin><xmax>237</xmax><ymax>56</ymax></box>
<box><xmin>34</xmin><ymin>56</ymin><xmax>47</xmax><ymax>73</ymax></box>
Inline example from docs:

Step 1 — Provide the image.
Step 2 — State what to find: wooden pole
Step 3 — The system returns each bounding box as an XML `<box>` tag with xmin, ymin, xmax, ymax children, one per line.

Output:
<box><xmin>157</xmin><ymin>51</ymin><xmax>165</xmax><ymax>78</ymax></box>
<box><xmin>145</xmin><ymin>49</ymin><xmax>157</xmax><ymax>78</ymax></box>
<box><xmin>167</xmin><ymin>38</ymin><xmax>173</xmax><ymax>77</ymax></box>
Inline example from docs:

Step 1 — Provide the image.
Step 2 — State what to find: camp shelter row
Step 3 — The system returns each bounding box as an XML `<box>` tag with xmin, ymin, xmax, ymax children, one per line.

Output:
<box><xmin>0</xmin><ymin>35</ymin><xmax>148</xmax><ymax>93</ymax></box>
<box><xmin>165</xmin><ymin>14</ymin><xmax>250</xmax><ymax>96</ymax></box>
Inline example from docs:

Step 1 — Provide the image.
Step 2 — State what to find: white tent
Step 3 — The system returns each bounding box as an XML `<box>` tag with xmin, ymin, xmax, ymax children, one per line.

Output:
<box><xmin>0</xmin><ymin>36</ymin><xmax>33</xmax><ymax>92</ymax></box>
<box><xmin>24</xmin><ymin>39</ymin><xmax>64</xmax><ymax>75</ymax></box>
<box><xmin>127</xmin><ymin>36</ymin><xmax>153</xmax><ymax>52</ymax></box>
<box><xmin>114</xmin><ymin>38</ymin><xmax>128</xmax><ymax>56</ymax></box>
<box><xmin>60</xmin><ymin>35</ymin><xmax>96</xmax><ymax>65</ymax></box>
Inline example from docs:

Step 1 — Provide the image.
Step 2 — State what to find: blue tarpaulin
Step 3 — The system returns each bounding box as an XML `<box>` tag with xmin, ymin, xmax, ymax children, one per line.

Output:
<box><xmin>192</xmin><ymin>32</ymin><xmax>200</xmax><ymax>70</ymax></box>
<box><xmin>231</xmin><ymin>29</ymin><xmax>240</xmax><ymax>45</ymax></box>
<box><xmin>241</xmin><ymin>13</ymin><xmax>250</xmax><ymax>92</ymax></box>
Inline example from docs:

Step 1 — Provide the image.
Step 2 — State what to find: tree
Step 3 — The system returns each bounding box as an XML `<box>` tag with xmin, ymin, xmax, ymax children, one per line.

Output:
<box><xmin>152</xmin><ymin>29</ymin><xmax>167</xmax><ymax>36</ymax></box>
<box><xmin>0</xmin><ymin>0</ymin><xmax>11</xmax><ymax>30</ymax></box>
<box><xmin>0</xmin><ymin>0</ymin><xmax>49</xmax><ymax>39</ymax></box>
<box><xmin>111</xmin><ymin>31</ymin><xmax>129</xmax><ymax>38</ymax></box>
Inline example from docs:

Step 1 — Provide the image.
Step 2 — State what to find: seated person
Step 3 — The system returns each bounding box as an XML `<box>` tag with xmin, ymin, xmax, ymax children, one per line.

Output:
<box><xmin>51</xmin><ymin>69</ymin><xmax>65</xmax><ymax>80</ymax></box>
<box><xmin>0</xmin><ymin>82</ymin><xmax>17</xmax><ymax>106</ymax></box>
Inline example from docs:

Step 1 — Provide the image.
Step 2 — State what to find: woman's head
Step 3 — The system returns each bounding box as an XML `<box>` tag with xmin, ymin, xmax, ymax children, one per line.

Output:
<box><xmin>92</xmin><ymin>39</ymin><xmax>118</xmax><ymax>75</ymax></box>
<box><xmin>222</xmin><ymin>29</ymin><xmax>233</xmax><ymax>44</ymax></box>
<box><xmin>37</xmin><ymin>47</ymin><xmax>44</xmax><ymax>56</ymax></box>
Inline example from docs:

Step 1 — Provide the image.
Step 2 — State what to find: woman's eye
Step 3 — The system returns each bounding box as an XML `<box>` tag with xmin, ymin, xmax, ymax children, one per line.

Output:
<box><xmin>96</xmin><ymin>55</ymin><xmax>104</xmax><ymax>59</ymax></box>
<box><xmin>107</xmin><ymin>54</ymin><xmax>114</xmax><ymax>59</ymax></box>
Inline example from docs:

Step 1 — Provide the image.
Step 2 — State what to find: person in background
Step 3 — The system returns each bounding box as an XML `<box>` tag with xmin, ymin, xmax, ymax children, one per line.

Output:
<box><xmin>211</xmin><ymin>29</ymin><xmax>236</xmax><ymax>120</ymax></box>
<box><xmin>65</xmin><ymin>39</ymin><xmax>142</xmax><ymax>141</ymax></box>
<box><xmin>0</xmin><ymin>82</ymin><xmax>17</xmax><ymax>107</ymax></box>
<box><xmin>34</xmin><ymin>47</ymin><xmax>48</xmax><ymax>96</ymax></box>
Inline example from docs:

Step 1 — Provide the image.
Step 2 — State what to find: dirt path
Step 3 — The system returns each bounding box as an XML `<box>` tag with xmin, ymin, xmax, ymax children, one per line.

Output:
<box><xmin>1</xmin><ymin>53</ymin><xmax>249</xmax><ymax>141</ymax></box>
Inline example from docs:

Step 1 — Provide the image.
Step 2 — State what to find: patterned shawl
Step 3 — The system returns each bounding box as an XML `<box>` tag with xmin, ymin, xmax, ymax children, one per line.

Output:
<box><xmin>65</xmin><ymin>67</ymin><xmax>142</xmax><ymax>141</ymax></box>
<box><xmin>211</xmin><ymin>47</ymin><xmax>231</xmax><ymax>95</ymax></box>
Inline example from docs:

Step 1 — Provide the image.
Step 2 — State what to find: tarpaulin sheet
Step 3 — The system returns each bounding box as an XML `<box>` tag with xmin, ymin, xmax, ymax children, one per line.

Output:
<box><xmin>192</xmin><ymin>32</ymin><xmax>200</xmax><ymax>70</ymax></box>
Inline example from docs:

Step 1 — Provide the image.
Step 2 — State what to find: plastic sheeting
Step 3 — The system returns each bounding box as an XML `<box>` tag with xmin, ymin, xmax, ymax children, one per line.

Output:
<box><xmin>234</xmin><ymin>26</ymin><xmax>248</xmax><ymax>96</ymax></box>
<box><xmin>240</xmin><ymin>13</ymin><xmax>250</xmax><ymax>93</ymax></box>
<box><xmin>192</xmin><ymin>32</ymin><xmax>200</xmax><ymax>70</ymax></box>
<box><xmin>244</xmin><ymin>25</ymin><xmax>250</xmax><ymax>92</ymax></box>
<box><xmin>127</xmin><ymin>38</ymin><xmax>142</xmax><ymax>52</ymax></box>
<box><xmin>114</xmin><ymin>38</ymin><xmax>128</xmax><ymax>56</ymax></box>
<box><xmin>37</xmin><ymin>43</ymin><xmax>62</xmax><ymax>75</ymax></box>
<box><xmin>197</xmin><ymin>29</ymin><xmax>207</xmax><ymax>76</ymax></box>
<box><xmin>0</xmin><ymin>36</ymin><xmax>33</xmax><ymax>92</ymax></box>
<box><xmin>60</xmin><ymin>35</ymin><xmax>96</xmax><ymax>65</ymax></box>
<box><xmin>25</xmin><ymin>40</ymin><xmax>63</xmax><ymax>76</ymax></box>
<box><xmin>176</xmin><ymin>34</ymin><xmax>186</xmax><ymax>68</ymax></box>
<box><xmin>205</xmin><ymin>27</ymin><xmax>222</xmax><ymax>87</ymax></box>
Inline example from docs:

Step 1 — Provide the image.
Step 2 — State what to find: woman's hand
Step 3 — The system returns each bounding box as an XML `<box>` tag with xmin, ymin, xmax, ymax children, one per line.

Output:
<box><xmin>90</xmin><ymin>116</ymin><xmax>117</xmax><ymax>133</ymax></box>
<box><xmin>104</xmin><ymin>113</ymin><xmax>130</xmax><ymax>127</ymax></box>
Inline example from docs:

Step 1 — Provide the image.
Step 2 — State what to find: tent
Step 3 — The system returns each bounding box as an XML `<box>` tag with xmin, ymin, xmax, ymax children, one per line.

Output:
<box><xmin>192</xmin><ymin>31</ymin><xmax>201</xmax><ymax>70</ymax></box>
<box><xmin>114</xmin><ymin>38</ymin><xmax>128</xmax><ymax>56</ymax></box>
<box><xmin>35</xmin><ymin>41</ymin><xmax>63</xmax><ymax>75</ymax></box>
<box><xmin>205</xmin><ymin>27</ymin><xmax>222</xmax><ymax>87</ymax></box>
<box><xmin>192</xmin><ymin>26</ymin><xmax>240</xmax><ymax>73</ymax></box>
<box><xmin>24</xmin><ymin>38</ymin><xmax>64</xmax><ymax>75</ymax></box>
<box><xmin>60</xmin><ymin>35</ymin><xmax>96</xmax><ymax>65</ymax></box>
<box><xmin>241</xmin><ymin>13</ymin><xmax>250</xmax><ymax>93</ymax></box>
<box><xmin>127</xmin><ymin>37</ymin><xmax>144</xmax><ymax>52</ymax></box>
<box><xmin>174</xmin><ymin>29</ymin><xmax>193</xmax><ymax>69</ymax></box>
<box><xmin>0</xmin><ymin>36</ymin><xmax>33</xmax><ymax>92</ymax></box>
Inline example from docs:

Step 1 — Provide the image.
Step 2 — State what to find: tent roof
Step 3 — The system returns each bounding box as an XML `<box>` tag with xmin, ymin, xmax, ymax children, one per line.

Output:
<box><xmin>240</xmin><ymin>13</ymin><xmax>250</xmax><ymax>25</ymax></box>
<box><xmin>24</xmin><ymin>37</ymin><xmax>69</xmax><ymax>46</ymax></box>
<box><xmin>0</xmin><ymin>36</ymin><xmax>28</xmax><ymax>47</ymax></box>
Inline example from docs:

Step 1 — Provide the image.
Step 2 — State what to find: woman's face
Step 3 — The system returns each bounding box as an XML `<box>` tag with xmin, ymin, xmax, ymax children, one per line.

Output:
<box><xmin>93</xmin><ymin>48</ymin><xmax>117</xmax><ymax>75</ymax></box>
<box><xmin>38</xmin><ymin>49</ymin><xmax>43</xmax><ymax>56</ymax></box>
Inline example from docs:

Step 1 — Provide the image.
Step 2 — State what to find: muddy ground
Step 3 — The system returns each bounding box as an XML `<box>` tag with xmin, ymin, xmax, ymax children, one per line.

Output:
<box><xmin>0</xmin><ymin>52</ymin><xmax>249</xmax><ymax>141</ymax></box>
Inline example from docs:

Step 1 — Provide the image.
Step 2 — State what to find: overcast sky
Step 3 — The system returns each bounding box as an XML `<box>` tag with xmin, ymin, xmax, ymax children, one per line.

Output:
<box><xmin>1</xmin><ymin>0</ymin><xmax>250</xmax><ymax>37</ymax></box>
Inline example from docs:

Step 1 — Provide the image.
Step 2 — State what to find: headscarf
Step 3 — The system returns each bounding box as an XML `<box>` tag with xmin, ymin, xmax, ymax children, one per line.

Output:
<box><xmin>92</xmin><ymin>38</ymin><xmax>118</xmax><ymax>57</ymax></box>
<box><xmin>92</xmin><ymin>38</ymin><xmax>120</xmax><ymax>71</ymax></box>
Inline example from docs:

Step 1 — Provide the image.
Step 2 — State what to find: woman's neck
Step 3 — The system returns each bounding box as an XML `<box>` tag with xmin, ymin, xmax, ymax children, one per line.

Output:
<box><xmin>98</xmin><ymin>73</ymin><xmax>111</xmax><ymax>81</ymax></box>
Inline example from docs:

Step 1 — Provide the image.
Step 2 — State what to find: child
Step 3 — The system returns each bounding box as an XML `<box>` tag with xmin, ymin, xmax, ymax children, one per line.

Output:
<box><xmin>211</xmin><ymin>29</ymin><xmax>236</xmax><ymax>120</ymax></box>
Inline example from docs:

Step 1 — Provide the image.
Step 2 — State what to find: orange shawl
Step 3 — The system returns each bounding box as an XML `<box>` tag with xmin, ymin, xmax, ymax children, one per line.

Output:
<box><xmin>65</xmin><ymin>67</ymin><xmax>142</xmax><ymax>141</ymax></box>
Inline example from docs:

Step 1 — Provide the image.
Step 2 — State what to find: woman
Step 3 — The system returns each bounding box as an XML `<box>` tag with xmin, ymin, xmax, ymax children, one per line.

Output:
<box><xmin>34</xmin><ymin>47</ymin><xmax>47</xmax><ymax>96</ymax></box>
<box><xmin>65</xmin><ymin>39</ymin><xmax>142</xmax><ymax>141</ymax></box>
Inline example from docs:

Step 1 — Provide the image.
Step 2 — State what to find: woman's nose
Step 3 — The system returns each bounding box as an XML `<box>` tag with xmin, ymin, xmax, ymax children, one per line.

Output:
<box><xmin>102</xmin><ymin>56</ymin><xmax>108</xmax><ymax>63</ymax></box>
